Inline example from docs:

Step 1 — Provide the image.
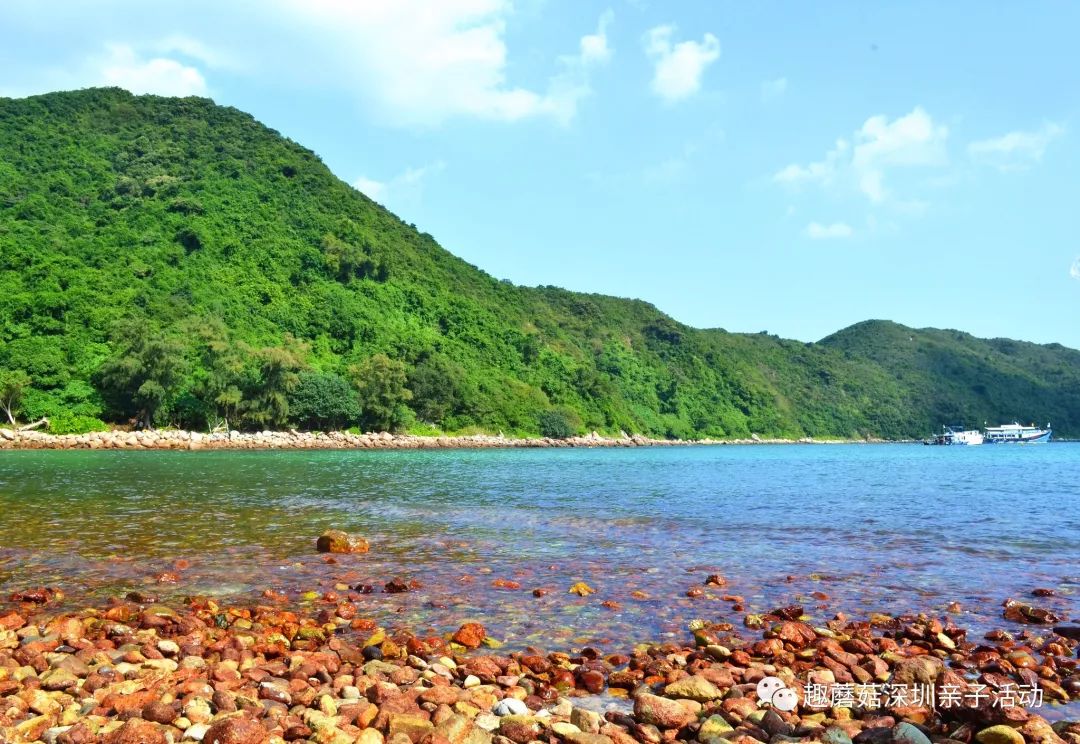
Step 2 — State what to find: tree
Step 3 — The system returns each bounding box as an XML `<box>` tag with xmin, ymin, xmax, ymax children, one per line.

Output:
<box><xmin>246</xmin><ymin>338</ymin><xmax>308</xmax><ymax>427</ymax></box>
<box><xmin>288</xmin><ymin>371</ymin><xmax>360</xmax><ymax>430</ymax></box>
<box><xmin>96</xmin><ymin>324</ymin><xmax>187</xmax><ymax>429</ymax></box>
<box><xmin>0</xmin><ymin>369</ymin><xmax>31</xmax><ymax>425</ymax></box>
<box><xmin>191</xmin><ymin>319</ymin><xmax>249</xmax><ymax>431</ymax></box>
<box><xmin>349</xmin><ymin>353</ymin><xmax>412</xmax><ymax>432</ymax></box>
<box><xmin>407</xmin><ymin>353</ymin><xmax>465</xmax><ymax>423</ymax></box>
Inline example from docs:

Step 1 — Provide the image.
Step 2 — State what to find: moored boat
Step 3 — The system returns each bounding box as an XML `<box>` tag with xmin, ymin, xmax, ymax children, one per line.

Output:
<box><xmin>984</xmin><ymin>422</ymin><xmax>1052</xmax><ymax>444</ymax></box>
<box><xmin>924</xmin><ymin>425</ymin><xmax>984</xmax><ymax>445</ymax></box>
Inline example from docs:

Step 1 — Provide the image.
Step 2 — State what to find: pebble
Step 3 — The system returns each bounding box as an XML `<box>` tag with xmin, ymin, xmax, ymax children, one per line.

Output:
<box><xmin>975</xmin><ymin>725</ymin><xmax>1026</xmax><ymax>744</ymax></box>
<box><xmin>492</xmin><ymin>698</ymin><xmax>530</xmax><ymax>716</ymax></box>
<box><xmin>0</xmin><ymin>597</ymin><xmax>1073</xmax><ymax>744</ymax></box>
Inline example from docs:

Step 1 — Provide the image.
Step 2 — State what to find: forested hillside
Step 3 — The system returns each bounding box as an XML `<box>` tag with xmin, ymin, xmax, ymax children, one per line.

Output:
<box><xmin>1</xmin><ymin>89</ymin><xmax>1076</xmax><ymax>438</ymax></box>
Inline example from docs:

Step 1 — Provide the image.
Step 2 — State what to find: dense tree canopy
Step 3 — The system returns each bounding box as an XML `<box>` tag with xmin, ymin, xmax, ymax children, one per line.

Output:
<box><xmin>1</xmin><ymin>89</ymin><xmax>1077</xmax><ymax>437</ymax></box>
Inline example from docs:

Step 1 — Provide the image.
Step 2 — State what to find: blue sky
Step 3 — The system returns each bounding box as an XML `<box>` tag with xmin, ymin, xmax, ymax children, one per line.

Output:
<box><xmin>3</xmin><ymin>1</ymin><xmax>1078</xmax><ymax>347</ymax></box>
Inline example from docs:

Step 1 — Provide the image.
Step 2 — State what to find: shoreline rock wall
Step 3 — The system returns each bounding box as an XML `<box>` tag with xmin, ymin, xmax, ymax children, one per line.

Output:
<box><xmin>0</xmin><ymin>428</ymin><xmax>856</xmax><ymax>451</ymax></box>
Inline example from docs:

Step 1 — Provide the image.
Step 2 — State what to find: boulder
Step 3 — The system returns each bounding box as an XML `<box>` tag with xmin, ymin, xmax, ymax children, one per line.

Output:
<box><xmin>203</xmin><ymin>716</ymin><xmax>266</xmax><ymax>744</ymax></box>
<box><xmin>316</xmin><ymin>530</ymin><xmax>370</xmax><ymax>554</ymax></box>
<box><xmin>633</xmin><ymin>693</ymin><xmax>696</xmax><ymax>730</ymax></box>
<box><xmin>663</xmin><ymin>675</ymin><xmax>723</xmax><ymax>703</ymax></box>
<box><xmin>104</xmin><ymin>720</ymin><xmax>167</xmax><ymax>744</ymax></box>
<box><xmin>452</xmin><ymin>623</ymin><xmax>486</xmax><ymax>649</ymax></box>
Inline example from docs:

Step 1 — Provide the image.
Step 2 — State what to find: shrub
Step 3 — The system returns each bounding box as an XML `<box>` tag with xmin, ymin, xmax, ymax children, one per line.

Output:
<box><xmin>47</xmin><ymin>413</ymin><xmax>109</xmax><ymax>435</ymax></box>
<box><xmin>538</xmin><ymin>408</ymin><xmax>581</xmax><ymax>439</ymax></box>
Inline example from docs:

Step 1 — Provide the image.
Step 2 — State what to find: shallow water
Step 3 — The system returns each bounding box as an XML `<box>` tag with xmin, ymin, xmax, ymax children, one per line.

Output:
<box><xmin>0</xmin><ymin>443</ymin><xmax>1077</xmax><ymax>653</ymax></box>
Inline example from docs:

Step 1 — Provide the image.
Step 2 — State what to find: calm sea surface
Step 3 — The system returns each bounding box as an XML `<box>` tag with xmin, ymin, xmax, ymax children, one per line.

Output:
<box><xmin>1</xmin><ymin>443</ymin><xmax>1077</xmax><ymax>652</ymax></box>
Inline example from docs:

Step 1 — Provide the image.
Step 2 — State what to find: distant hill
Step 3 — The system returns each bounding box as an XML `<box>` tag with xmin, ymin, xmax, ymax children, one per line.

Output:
<box><xmin>1</xmin><ymin>88</ymin><xmax>1076</xmax><ymax>438</ymax></box>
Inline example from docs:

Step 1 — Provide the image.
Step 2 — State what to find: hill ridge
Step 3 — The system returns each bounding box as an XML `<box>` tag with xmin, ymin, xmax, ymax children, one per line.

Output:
<box><xmin>1</xmin><ymin>88</ymin><xmax>1077</xmax><ymax>437</ymax></box>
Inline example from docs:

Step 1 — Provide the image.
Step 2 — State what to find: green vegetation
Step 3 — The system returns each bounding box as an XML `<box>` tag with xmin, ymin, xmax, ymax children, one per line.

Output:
<box><xmin>538</xmin><ymin>408</ymin><xmax>582</xmax><ymax>439</ymax></box>
<box><xmin>1</xmin><ymin>89</ymin><xmax>1077</xmax><ymax>438</ymax></box>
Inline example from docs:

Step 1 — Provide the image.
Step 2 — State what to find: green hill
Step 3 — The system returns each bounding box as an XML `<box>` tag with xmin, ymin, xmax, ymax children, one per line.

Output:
<box><xmin>1</xmin><ymin>88</ymin><xmax>1076</xmax><ymax>439</ymax></box>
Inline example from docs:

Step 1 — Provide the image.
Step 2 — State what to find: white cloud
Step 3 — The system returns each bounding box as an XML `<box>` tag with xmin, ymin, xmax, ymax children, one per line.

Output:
<box><xmin>352</xmin><ymin>176</ymin><xmax>387</xmax><ymax>202</ymax></box>
<box><xmin>275</xmin><ymin>0</ymin><xmax>613</xmax><ymax>126</ymax></box>
<box><xmin>643</xmin><ymin>24</ymin><xmax>719</xmax><ymax>103</ymax></box>
<box><xmin>353</xmin><ymin>161</ymin><xmax>446</xmax><ymax>211</ymax></box>
<box><xmin>968</xmin><ymin>123</ymin><xmax>1064</xmax><ymax>171</ymax></box>
<box><xmin>775</xmin><ymin>106</ymin><xmax>948</xmax><ymax>204</ymax></box>
<box><xmin>579</xmin><ymin>9</ymin><xmax>614</xmax><ymax>64</ymax></box>
<box><xmin>97</xmin><ymin>43</ymin><xmax>207</xmax><ymax>96</ymax></box>
<box><xmin>760</xmin><ymin>77</ymin><xmax>787</xmax><ymax>102</ymax></box>
<box><xmin>151</xmin><ymin>34</ymin><xmax>242</xmax><ymax>71</ymax></box>
<box><xmin>805</xmin><ymin>221</ymin><xmax>853</xmax><ymax>240</ymax></box>
<box><xmin>1071</xmin><ymin>257</ymin><xmax>1080</xmax><ymax>281</ymax></box>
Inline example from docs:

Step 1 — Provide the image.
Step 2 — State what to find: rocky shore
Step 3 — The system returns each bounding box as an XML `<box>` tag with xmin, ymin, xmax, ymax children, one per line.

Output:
<box><xmin>0</xmin><ymin>595</ymin><xmax>1076</xmax><ymax>744</ymax></box>
<box><xmin>0</xmin><ymin>429</ymin><xmax>854</xmax><ymax>452</ymax></box>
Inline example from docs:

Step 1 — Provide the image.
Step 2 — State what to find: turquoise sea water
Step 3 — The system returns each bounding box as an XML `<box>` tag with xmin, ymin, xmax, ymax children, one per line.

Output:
<box><xmin>0</xmin><ymin>443</ymin><xmax>1077</xmax><ymax>651</ymax></box>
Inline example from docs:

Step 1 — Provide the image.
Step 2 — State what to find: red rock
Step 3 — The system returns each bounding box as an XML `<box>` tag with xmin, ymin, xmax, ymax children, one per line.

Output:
<box><xmin>142</xmin><ymin>701</ymin><xmax>179</xmax><ymax>724</ymax></box>
<box><xmin>686</xmin><ymin>587</ymin><xmax>704</xmax><ymax>598</ymax></box>
<box><xmin>283</xmin><ymin>724</ymin><xmax>312</xmax><ymax>741</ymax></box>
<box><xmin>203</xmin><ymin>715</ymin><xmax>267</xmax><ymax>744</ymax></box>
<box><xmin>104</xmin><ymin>719</ymin><xmax>167</xmax><ymax>744</ymax></box>
<box><xmin>419</xmin><ymin>685</ymin><xmax>460</xmax><ymax>705</ymax></box>
<box><xmin>9</xmin><ymin>586</ymin><xmax>60</xmax><ymax>604</ymax></box>
<box><xmin>633</xmin><ymin>693</ymin><xmax>696</xmax><ymax>730</ymax></box>
<box><xmin>0</xmin><ymin>611</ymin><xmax>26</xmax><ymax>630</ymax></box>
<box><xmin>57</xmin><ymin>722</ymin><xmax>93</xmax><ymax>744</ymax></box>
<box><xmin>498</xmin><ymin>716</ymin><xmax>543</xmax><ymax>744</ymax></box>
<box><xmin>104</xmin><ymin>689</ymin><xmax>158</xmax><ymax>715</ymax></box>
<box><xmin>771</xmin><ymin>605</ymin><xmax>804</xmax><ymax>620</ymax></box>
<box><xmin>452</xmin><ymin>622</ymin><xmax>486</xmax><ymax>649</ymax></box>
<box><xmin>772</xmin><ymin>621</ymin><xmax>816</xmax><ymax>648</ymax></box>
<box><xmin>1002</xmin><ymin>599</ymin><xmax>1061</xmax><ymax>624</ymax></box>
<box><xmin>532</xmin><ymin>588</ymin><xmax>550</xmax><ymax>597</ymax></box>
<box><xmin>385</xmin><ymin>578</ymin><xmax>411</xmax><ymax>593</ymax></box>
<box><xmin>578</xmin><ymin>669</ymin><xmax>605</xmax><ymax>693</ymax></box>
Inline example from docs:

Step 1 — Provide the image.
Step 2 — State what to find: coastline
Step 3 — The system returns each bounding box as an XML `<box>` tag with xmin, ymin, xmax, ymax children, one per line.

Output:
<box><xmin>0</xmin><ymin>428</ymin><xmax>882</xmax><ymax>452</ymax></box>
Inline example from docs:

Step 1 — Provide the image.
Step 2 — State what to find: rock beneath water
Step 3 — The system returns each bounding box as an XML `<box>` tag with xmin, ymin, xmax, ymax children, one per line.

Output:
<box><xmin>634</xmin><ymin>693</ymin><xmax>696</xmax><ymax>730</ymax></box>
<box><xmin>975</xmin><ymin>726</ymin><xmax>1025</xmax><ymax>744</ymax></box>
<box><xmin>891</xmin><ymin>722</ymin><xmax>932</xmax><ymax>744</ymax></box>
<box><xmin>316</xmin><ymin>529</ymin><xmax>370</xmax><ymax>554</ymax></box>
<box><xmin>492</xmin><ymin>698</ymin><xmax>529</xmax><ymax>717</ymax></box>
<box><xmin>664</xmin><ymin>675</ymin><xmax>723</xmax><ymax>703</ymax></box>
<box><xmin>1053</xmin><ymin>625</ymin><xmax>1080</xmax><ymax>640</ymax></box>
<box><xmin>453</xmin><ymin>622</ymin><xmax>487</xmax><ymax>649</ymax></box>
<box><xmin>1001</xmin><ymin>599</ymin><xmax>1060</xmax><ymax>624</ymax></box>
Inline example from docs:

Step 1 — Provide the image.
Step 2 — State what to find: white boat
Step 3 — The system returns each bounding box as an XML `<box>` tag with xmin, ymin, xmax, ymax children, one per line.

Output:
<box><xmin>984</xmin><ymin>422</ymin><xmax>1052</xmax><ymax>444</ymax></box>
<box><xmin>926</xmin><ymin>425</ymin><xmax>984</xmax><ymax>445</ymax></box>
